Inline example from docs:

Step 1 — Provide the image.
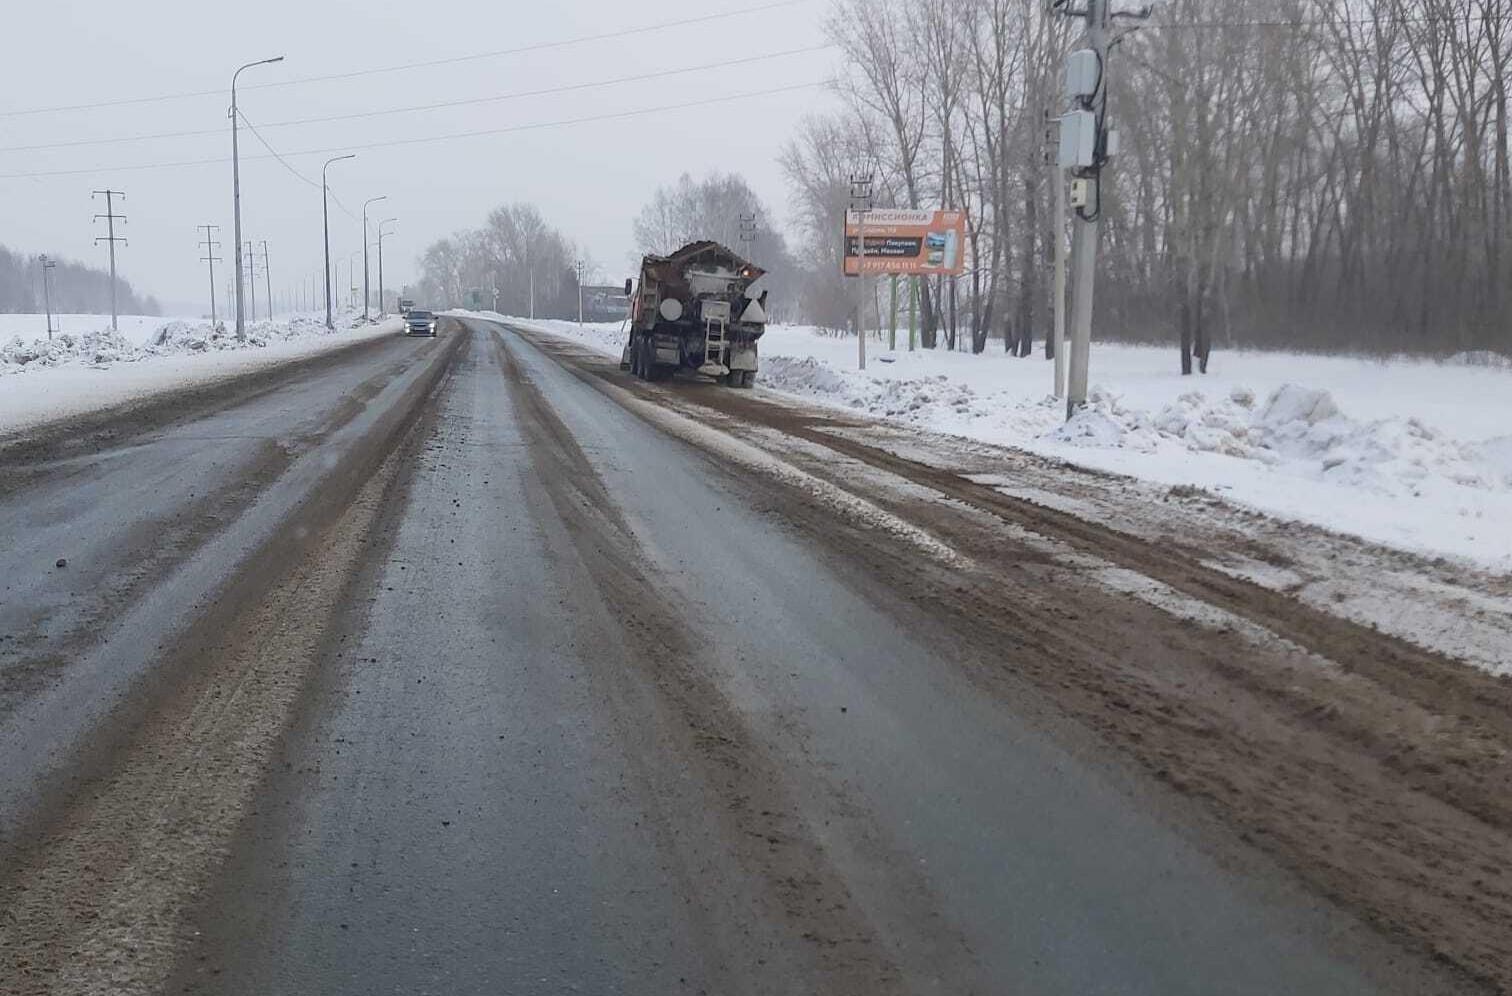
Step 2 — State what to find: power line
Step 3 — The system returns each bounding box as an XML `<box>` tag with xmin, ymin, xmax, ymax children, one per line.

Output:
<box><xmin>0</xmin><ymin>45</ymin><xmax>833</xmax><ymax>156</ymax></box>
<box><xmin>235</xmin><ymin>111</ymin><xmax>361</xmax><ymax>223</ymax></box>
<box><xmin>0</xmin><ymin>81</ymin><xmax>831</xmax><ymax>181</ymax></box>
<box><xmin>0</xmin><ymin>0</ymin><xmax>809</xmax><ymax>120</ymax></box>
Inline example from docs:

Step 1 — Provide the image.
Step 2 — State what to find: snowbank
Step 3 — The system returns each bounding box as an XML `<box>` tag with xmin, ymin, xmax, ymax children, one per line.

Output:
<box><xmin>511</xmin><ymin>317</ymin><xmax>1512</xmax><ymax>572</ymax></box>
<box><xmin>0</xmin><ymin>312</ymin><xmax>400</xmax><ymax>437</ymax></box>
<box><xmin>1</xmin><ymin>314</ymin><xmax>372</xmax><ymax>373</ymax></box>
<box><xmin>0</xmin><ymin>313</ymin><xmax>169</xmax><ymax>348</ymax></box>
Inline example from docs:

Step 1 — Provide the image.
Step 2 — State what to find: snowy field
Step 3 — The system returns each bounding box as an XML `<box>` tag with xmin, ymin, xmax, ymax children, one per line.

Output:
<box><xmin>509</xmin><ymin>316</ymin><xmax>1512</xmax><ymax>573</ymax></box>
<box><xmin>0</xmin><ymin>311</ymin><xmax>401</xmax><ymax>436</ymax></box>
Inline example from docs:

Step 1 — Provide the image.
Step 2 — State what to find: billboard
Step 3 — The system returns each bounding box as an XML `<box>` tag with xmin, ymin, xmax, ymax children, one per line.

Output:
<box><xmin>843</xmin><ymin>208</ymin><xmax>968</xmax><ymax>277</ymax></box>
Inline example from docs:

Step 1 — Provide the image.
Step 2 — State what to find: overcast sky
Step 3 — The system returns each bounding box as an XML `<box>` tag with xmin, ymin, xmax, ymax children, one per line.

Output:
<box><xmin>1</xmin><ymin>0</ymin><xmax>840</xmax><ymax>314</ymax></box>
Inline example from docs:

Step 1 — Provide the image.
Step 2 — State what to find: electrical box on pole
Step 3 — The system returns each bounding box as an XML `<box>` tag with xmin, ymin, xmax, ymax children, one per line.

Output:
<box><xmin>1065</xmin><ymin>50</ymin><xmax>1100</xmax><ymax>99</ymax></box>
<box><xmin>1058</xmin><ymin>110</ymin><xmax>1099</xmax><ymax>169</ymax></box>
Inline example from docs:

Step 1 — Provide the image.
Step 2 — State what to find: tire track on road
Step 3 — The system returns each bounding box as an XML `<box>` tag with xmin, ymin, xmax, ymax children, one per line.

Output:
<box><xmin>506</xmin><ymin>321</ymin><xmax>1507</xmax><ymax>994</ymax></box>
<box><xmin>492</xmin><ymin>328</ymin><xmax>933</xmax><ymax>995</ymax></box>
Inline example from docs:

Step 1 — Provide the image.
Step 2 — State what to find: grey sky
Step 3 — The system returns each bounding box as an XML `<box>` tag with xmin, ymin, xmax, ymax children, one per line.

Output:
<box><xmin>2</xmin><ymin>0</ymin><xmax>839</xmax><ymax>313</ymax></box>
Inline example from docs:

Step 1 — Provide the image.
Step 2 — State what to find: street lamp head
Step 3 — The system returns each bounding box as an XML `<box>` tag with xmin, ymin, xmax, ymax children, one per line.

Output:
<box><xmin>233</xmin><ymin>55</ymin><xmax>285</xmax><ymax>88</ymax></box>
<box><xmin>322</xmin><ymin>153</ymin><xmax>356</xmax><ymax>183</ymax></box>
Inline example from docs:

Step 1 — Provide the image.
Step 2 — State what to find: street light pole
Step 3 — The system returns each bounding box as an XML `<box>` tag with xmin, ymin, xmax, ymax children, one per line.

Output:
<box><xmin>322</xmin><ymin>153</ymin><xmax>355</xmax><ymax>329</ymax></box>
<box><xmin>231</xmin><ymin>55</ymin><xmax>284</xmax><ymax>341</ymax></box>
<box><xmin>361</xmin><ymin>195</ymin><xmax>387</xmax><ymax>322</ymax></box>
<box><xmin>378</xmin><ymin>218</ymin><xmax>396</xmax><ymax>317</ymax></box>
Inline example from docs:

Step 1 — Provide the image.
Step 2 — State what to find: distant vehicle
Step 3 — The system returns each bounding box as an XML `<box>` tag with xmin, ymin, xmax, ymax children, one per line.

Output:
<box><xmin>620</xmin><ymin>241</ymin><xmax>768</xmax><ymax>388</ymax></box>
<box><xmin>398</xmin><ymin>298</ymin><xmax>416</xmax><ymax>316</ymax></box>
<box><xmin>405</xmin><ymin>310</ymin><xmax>438</xmax><ymax>337</ymax></box>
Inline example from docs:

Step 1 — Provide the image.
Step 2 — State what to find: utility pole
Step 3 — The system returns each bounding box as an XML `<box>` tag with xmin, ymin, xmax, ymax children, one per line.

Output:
<box><xmin>848</xmin><ymin>173</ymin><xmax>874</xmax><ymax>371</ymax></box>
<box><xmin>322</xmin><ymin>154</ymin><xmax>355</xmax><ymax>329</ymax></box>
<box><xmin>738</xmin><ymin>211</ymin><xmax>759</xmax><ymax>316</ymax></box>
<box><xmin>575</xmin><ymin>259</ymin><xmax>585</xmax><ymax>324</ymax></box>
<box><xmin>39</xmin><ymin>255</ymin><xmax>56</xmax><ymax>341</ymax></box>
<box><xmin>244</xmin><ymin>241</ymin><xmax>258</xmax><ymax>324</ymax></box>
<box><xmin>1055</xmin><ymin>0</ymin><xmax>1147</xmax><ymax>418</ymax></box>
<box><xmin>92</xmin><ymin>189</ymin><xmax>126</xmax><ymax>332</ymax></box>
<box><xmin>231</xmin><ymin>56</ymin><xmax>284</xmax><ymax>340</ymax></box>
<box><xmin>738</xmin><ymin>211</ymin><xmax>758</xmax><ymax>261</ymax></box>
<box><xmin>1044</xmin><ymin>112</ymin><xmax>1068</xmax><ymax>398</ymax></box>
<box><xmin>198</xmin><ymin>225</ymin><xmax>222</xmax><ymax>328</ymax></box>
<box><xmin>527</xmin><ymin>242</ymin><xmax>535</xmax><ymax>319</ymax></box>
<box><xmin>1053</xmin><ymin>138</ymin><xmax>1068</xmax><ymax>398</ymax></box>
<box><xmin>261</xmin><ymin>241</ymin><xmax>273</xmax><ymax>321</ymax></box>
<box><xmin>347</xmin><ymin>251</ymin><xmax>361</xmax><ymax>311</ymax></box>
<box><xmin>361</xmin><ymin>195</ymin><xmax>387</xmax><ymax>322</ymax></box>
<box><xmin>378</xmin><ymin>217</ymin><xmax>396</xmax><ymax>317</ymax></box>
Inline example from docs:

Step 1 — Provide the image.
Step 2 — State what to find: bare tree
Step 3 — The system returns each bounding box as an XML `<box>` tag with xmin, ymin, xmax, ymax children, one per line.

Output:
<box><xmin>790</xmin><ymin>0</ymin><xmax>1512</xmax><ymax>362</ymax></box>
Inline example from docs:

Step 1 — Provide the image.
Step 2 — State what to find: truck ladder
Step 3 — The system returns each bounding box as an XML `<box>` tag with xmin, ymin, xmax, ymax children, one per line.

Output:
<box><xmin>700</xmin><ymin>315</ymin><xmax>730</xmax><ymax>376</ymax></box>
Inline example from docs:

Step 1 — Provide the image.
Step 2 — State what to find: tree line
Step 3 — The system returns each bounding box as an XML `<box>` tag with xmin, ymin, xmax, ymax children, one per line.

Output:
<box><xmin>779</xmin><ymin>0</ymin><xmax>1512</xmax><ymax>365</ymax></box>
<box><xmin>413</xmin><ymin>204</ymin><xmax>584</xmax><ymax>318</ymax></box>
<box><xmin>0</xmin><ymin>244</ymin><xmax>160</xmax><ymax>318</ymax></box>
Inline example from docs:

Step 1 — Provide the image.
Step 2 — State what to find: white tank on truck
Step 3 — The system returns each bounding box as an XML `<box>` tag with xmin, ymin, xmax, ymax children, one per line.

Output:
<box><xmin>619</xmin><ymin>241</ymin><xmax>768</xmax><ymax>388</ymax></box>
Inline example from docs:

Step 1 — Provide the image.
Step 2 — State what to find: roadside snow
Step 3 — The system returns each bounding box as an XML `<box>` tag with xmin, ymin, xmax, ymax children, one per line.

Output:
<box><xmin>0</xmin><ymin>312</ymin><xmax>401</xmax><ymax>437</ymax></box>
<box><xmin>0</xmin><ymin>313</ymin><xmax>170</xmax><ymax>347</ymax></box>
<box><xmin>509</xmin><ymin>316</ymin><xmax>1512</xmax><ymax>572</ymax></box>
<box><xmin>0</xmin><ymin>313</ymin><xmax>365</xmax><ymax>371</ymax></box>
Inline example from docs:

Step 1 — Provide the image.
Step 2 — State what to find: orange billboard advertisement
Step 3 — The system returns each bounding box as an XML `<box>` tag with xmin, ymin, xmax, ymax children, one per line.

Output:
<box><xmin>843</xmin><ymin>208</ymin><xmax>968</xmax><ymax>277</ymax></box>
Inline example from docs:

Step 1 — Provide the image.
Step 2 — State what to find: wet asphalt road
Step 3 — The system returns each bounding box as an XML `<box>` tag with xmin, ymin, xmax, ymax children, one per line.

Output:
<box><xmin>0</xmin><ymin>318</ymin><xmax>1469</xmax><ymax>995</ymax></box>
<box><xmin>171</xmin><ymin>321</ymin><xmax>1413</xmax><ymax>995</ymax></box>
<box><xmin>0</xmin><ymin>331</ymin><xmax>449</xmax><ymax>847</ymax></box>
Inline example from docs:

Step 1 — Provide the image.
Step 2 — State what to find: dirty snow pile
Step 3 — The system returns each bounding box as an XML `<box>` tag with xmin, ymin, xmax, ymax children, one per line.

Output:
<box><xmin>515</xmin><ymin>316</ymin><xmax>1512</xmax><ymax>569</ymax></box>
<box><xmin>1</xmin><ymin>314</ymin><xmax>367</xmax><ymax>373</ymax></box>
<box><xmin>1052</xmin><ymin>382</ymin><xmax>1509</xmax><ymax>497</ymax></box>
<box><xmin>0</xmin><ymin>312</ymin><xmax>399</xmax><ymax>439</ymax></box>
<box><xmin>757</xmin><ymin>337</ymin><xmax>1512</xmax><ymax>570</ymax></box>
